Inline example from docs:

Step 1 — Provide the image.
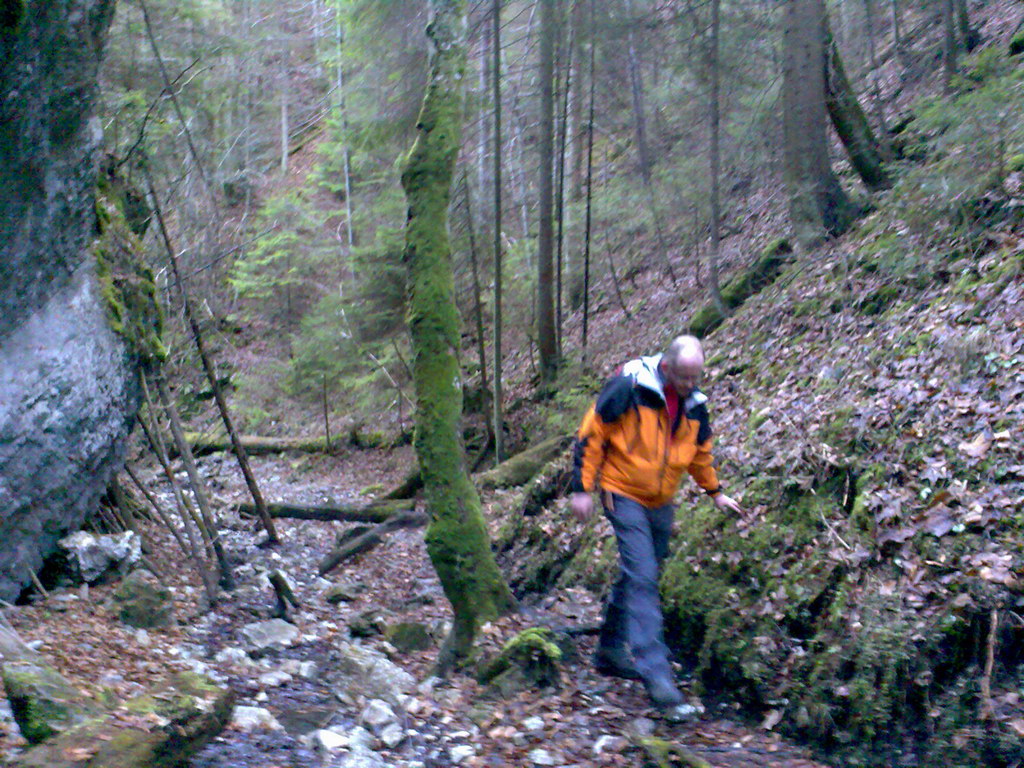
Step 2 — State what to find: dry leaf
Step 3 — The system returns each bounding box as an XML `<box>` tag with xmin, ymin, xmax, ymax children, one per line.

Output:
<box><xmin>958</xmin><ymin>430</ymin><xmax>992</xmax><ymax>459</ymax></box>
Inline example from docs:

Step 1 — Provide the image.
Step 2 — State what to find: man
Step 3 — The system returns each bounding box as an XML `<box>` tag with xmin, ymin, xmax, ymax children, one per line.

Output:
<box><xmin>570</xmin><ymin>335</ymin><xmax>742</xmax><ymax>714</ymax></box>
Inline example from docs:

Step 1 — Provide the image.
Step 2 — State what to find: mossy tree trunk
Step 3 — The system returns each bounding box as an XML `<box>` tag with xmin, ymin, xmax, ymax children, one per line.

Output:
<box><xmin>782</xmin><ymin>0</ymin><xmax>857</xmax><ymax>248</ymax></box>
<box><xmin>400</xmin><ymin>0</ymin><xmax>514</xmax><ymax>671</ymax></box>
<box><xmin>824</xmin><ymin>20</ymin><xmax>892</xmax><ymax>192</ymax></box>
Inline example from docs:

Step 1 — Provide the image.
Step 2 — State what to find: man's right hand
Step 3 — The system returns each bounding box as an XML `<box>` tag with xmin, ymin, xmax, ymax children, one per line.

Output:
<box><xmin>570</xmin><ymin>492</ymin><xmax>594</xmax><ymax>522</ymax></box>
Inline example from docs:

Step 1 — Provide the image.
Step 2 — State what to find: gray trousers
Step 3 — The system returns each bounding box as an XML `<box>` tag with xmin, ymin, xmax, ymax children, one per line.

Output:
<box><xmin>598</xmin><ymin>493</ymin><xmax>675</xmax><ymax>681</ymax></box>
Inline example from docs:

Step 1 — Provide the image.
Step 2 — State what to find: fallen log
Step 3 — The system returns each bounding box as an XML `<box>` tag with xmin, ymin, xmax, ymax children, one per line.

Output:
<box><xmin>318</xmin><ymin>511</ymin><xmax>428</xmax><ymax>577</ymax></box>
<box><xmin>184</xmin><ymin>432</ymin><xmax>335</xmax><ymax>457</ymax></box>
<box><xmin>475</xmin><ymin>435</ymin><xmax>570</xmax><ymax>490</ymax></box>
<box><xmin>239</xmin><ymin>499</ymin><xmax>416</xmax><ymax>524</ymax></box>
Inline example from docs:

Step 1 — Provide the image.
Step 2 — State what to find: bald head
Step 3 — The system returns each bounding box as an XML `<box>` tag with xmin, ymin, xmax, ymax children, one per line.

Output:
<box><xmin>661</xmin><ymin>335</ymin><xmax>704</xmax><ymax>396</ymax></box>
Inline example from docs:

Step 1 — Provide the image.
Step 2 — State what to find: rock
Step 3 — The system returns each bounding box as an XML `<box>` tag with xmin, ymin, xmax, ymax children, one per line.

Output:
<box><xmin>1</xmin><ymin>659</ymin><xmax>98</xmax><ymax>744</ymax></box>
<box><xmin>346</xmin><ymin>725</ymin><xmax>375</xmax><ymax>751</ymax></box>
<box><xmin>315</xmin><ymin>728</ymin><xmax>349</xmax><ymax>751</ymax></box>
<box><xmin>58</xmin><ymin>531</ymin><xmax>141</xmax><ymax>585</ymax></box>
<box><xmin>477</xmin><ymin>627</ymin><xmax>562</xmax><ymax>698</ymax></box>
<box><xmin>523</xmin><ymin>715</ymin><xmax>545</xmax><ymax>733</ymax></box>
<box><xmin>13</xmin><ymin>672</ymin><xmax>232</xmax><ymax>768</ymax></box>
<box><xmin>529</xmin><ymin>748</ymin><xmax>557</xmax><ymax>766</ymax></box>
<box><xmin>240</xmin><ymin>618</ymin><xmax>299</xmax><ymax>650</ymax></box>
<box><xmin>133</xmin><ymin>628</ymin><xmax>150</xmax><ymax>646</ymax></box>
<box><xmin>325</xmin><ymin>583</ymin><xmax>361</xmax><ymax>604</ymax></box>
<box><xmin>215</xmin><ymin>647</ymin><xmax>253</xmax><ymax>665</ymax></box>
<box><xmin>379</xmin><ymin>721</ymin><xmax>405</xmax><ymax>748</ymax></box>
<box><xmin>384</xmin><ymin>622</ymin><xmax>432</xmax><ymax>653</ymax></box>
<box><xmin>360</xmin><ymin>699</ymin><xmax>397</xmax><ymax>731</ymax></box>
<box><xmin>349</xmin><ymin>608</ymin><xmax>388</xmax><ymax>638</ymax></box>
<box><xmin>110</xmin><ymin>568</ymin><xmax>174</xmax><ymax>629</ymax></box>
<box><xmin>594</xmin><ymin>734</ymin><xmax>628</xmax><ymax>754</ymax></box>
<box><xmin>333</xmin><ymin>641</ymin><xmax>415</xmax><ymax>707</ymax></box>
<box><xmin>230</xmin><ymin>706</ymin><xmax>283</xmax><ymax>731</ymax></box>
<box><xmin>258</xmin><ymin>670</ymin><xmax>293</xmax><ymax>687</ymax></box>
<box><xmin>0</xmin><ymin>0</ymin><xmax>149</xmax><ymax>605</ymax></box>
<box><xmin>450</xmin><ymin>744</ymin><xmax>476</xmax><ymax>764</ymax></box>
<box><xmin>627</xmin><ymin>716</ymin><xmax>657</xmax><ymax>739</ymax></box>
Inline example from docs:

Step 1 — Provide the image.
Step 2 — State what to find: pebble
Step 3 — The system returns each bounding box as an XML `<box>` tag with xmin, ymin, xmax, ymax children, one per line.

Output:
<box><xmin>360</xmin><ymin>699</ymin><xmax>398</xmax><ymax>731</ymax></box>
<box><xmin>449</xmin><ymin>745</ymin><xmax>476</xmax><ymax>764</ymax></box>
<box><xmin>230</xmin><ymin>706</ymin><xmax>283</xmax><ymax>731</ymax></box>
<box><xmin>593</xmin><ymin>735</ymin><xmax>628</xmax><ymax>754</ymax></box>
<box><xmin>315</xmin><ymin>728</ymin><xmax>349</xmax><ymax>751</ymax></box>
<box><xmin>529</xmin><ymin>748</ymin><xmax>557</xmax><ymax>766</ymax></box>
<box><xmin>134</xmin><ymin>629</ymin><xmax>151</xmax><ymax>646</ymax></box>
<box><xmin>379</xmin><ymin>721</ymin><xmax>405</xmax><ymax>748</ymax></box>
<box><xmin>628</xmin><ymin>716</ymin><xmax>657</xmax><ymax>738</ymax></box>
<box><xmin>522</xmin><ymin>715</ymin><xmax>545</xmax><ymax>733</ymax></box>
<box><xmin>258</xmin><ymin>670</ymin><xmax>294</xmax><ymax>687</ymax></box>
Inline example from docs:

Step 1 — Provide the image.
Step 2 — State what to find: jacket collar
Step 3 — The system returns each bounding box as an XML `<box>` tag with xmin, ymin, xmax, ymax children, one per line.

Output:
<box><xmin>621</xmin><ymin>353</ymin><xmax>708</xmax><ymax>411</ymax></box>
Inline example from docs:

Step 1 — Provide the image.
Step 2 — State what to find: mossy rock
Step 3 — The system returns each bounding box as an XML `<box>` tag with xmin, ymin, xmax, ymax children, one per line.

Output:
<box><xmin>477</xmin><ymin>628</ymin><xmax>562</xmax><ymax>697</ymax></box>
<box><xmin>1010</xmin><ymin>30</ymin><xmax>1024</xmax><ymax>56</ymax></box>
<box><xmin>384</xmin><ymin>622</ymin><xmax>432</xmax><ymax>653</ymax></box>
<box><xmin>110</xmin><ymin>569</ymin><xmax>174</xmax><ymax>629</ymax></box>
<box><xmin>639</xmin><ymin>738</ymin><xmax>713</xmax><ymax>768</ymax></box>
<box><xmin>857</xmin><ymin>283</ymin><xmax>900</xmax><ymax>316</ymax></box>
<box><xmin>689</xmin><ymin>239</ymin><xmax>793</xmax><ymax>338</ymax></box>
<box><xmin>2</xmin><ymin>660</ymin><xmax>98</xmax><ymax>744</ymax></box>
<box><xmin>13</xmin><ymin>672</ymin><xmax>233</xmax><ymax>768</ymax></box>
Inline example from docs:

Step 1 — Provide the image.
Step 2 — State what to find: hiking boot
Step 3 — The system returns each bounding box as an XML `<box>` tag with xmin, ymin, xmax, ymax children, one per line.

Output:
<box><xmin>592</xmin><ymin>646</ymin><xmax>642</xmax><ymax>680</ymax></box>
<box><xmin>644</xmin><ymin>671</ymin><xmax>684</xmax><ymax>710</ymax></box>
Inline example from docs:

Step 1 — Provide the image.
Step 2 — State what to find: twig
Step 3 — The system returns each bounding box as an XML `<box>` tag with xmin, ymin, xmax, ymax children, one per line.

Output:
<box><xmin>980</xmin><ymin>607</ymin><xmax>998</xmax><ymax>721</ymax></box>
<box><xmin>24</xmin><ymin>566</ymin><xmax>49</xmax><ymax>601</ymax></box>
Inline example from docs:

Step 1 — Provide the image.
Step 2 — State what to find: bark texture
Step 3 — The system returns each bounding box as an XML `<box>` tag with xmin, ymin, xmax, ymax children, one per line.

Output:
<box><xmin>782</xmin><ymin>0</ymin><xmax>856</xmax><ymax>247</ymax></box>
<box><xmin>400</xmin><ymin>0</ymin><xmax>514</xmax><ymax>668</ymax></box>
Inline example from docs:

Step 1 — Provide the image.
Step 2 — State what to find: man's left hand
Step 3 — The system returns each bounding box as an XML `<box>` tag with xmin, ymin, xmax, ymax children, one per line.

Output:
<box><xmin>713</xmin><ymin>493</ymin><xmax>743</xmax><ymax>515</ymax></box>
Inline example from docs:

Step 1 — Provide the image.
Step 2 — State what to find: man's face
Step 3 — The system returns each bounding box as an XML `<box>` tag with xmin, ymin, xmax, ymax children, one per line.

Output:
<box><xmin>664</xmin><ymin>358</ymin><xmax>703</xmax><ymax>397</ymax></box>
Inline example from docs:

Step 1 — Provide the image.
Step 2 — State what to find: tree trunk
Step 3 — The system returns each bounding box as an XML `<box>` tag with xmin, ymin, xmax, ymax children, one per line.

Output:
<box><xmin>954</xmin><ymin>0</ymin><xmax>979</xmax><ymax>52</ymax></box>
<box><xmin>492</xmin><ymin>0</ymin><xmax>505</xmax><ymax>464</ymax></box>
<box><xmin>708</xmin><ymin>0</ymin><xmax>728</xmax><ymax>318</ymax></box>
<box><xmin>890</xmin><ymin>0</ymin><xmax>902</xmax><ymax>55</ymax></box>
<box><xmin>824</xmin><ymin>19</ymin><xmax>892</xmax><ymax>191</ymax></box>
<box><xmin>783</xmin><ymin>0</ymin><xmax>856</xmax><ymax>248</ymax></box>
<box><xmin>537</xmin><ymin>0</ymin><xmax>558</xmax><ymax>384</ymax></box>
<box><xmin>581</xmin><ymin>0</ymin><xmax>596</xmax><ymax>360</ymax></box>
<box><xmin>942</xmin><ymin>0</ymin><xmax>956</xmax><ymax>94</ymax></box>
<box><xmin>400</xmin><ymin>0</ymin><xmax>515</xmax><ymax>670</ymax></box>
<box><xmin>862</xmin><ymin>0</ymin><xmax>892</xmax><ymax>159</ymax></box>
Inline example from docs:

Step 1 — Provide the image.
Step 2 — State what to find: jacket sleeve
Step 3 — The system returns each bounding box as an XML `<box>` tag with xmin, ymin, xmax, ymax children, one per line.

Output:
<box><xmin>687</xmin><ymin>403</ymin><xmax>721</xmax><ymax>495</ymax></box>
<box><xmin>569</xmin><ymin>374</ymin><xmax>632</xmax><ymax>493</ymax></box>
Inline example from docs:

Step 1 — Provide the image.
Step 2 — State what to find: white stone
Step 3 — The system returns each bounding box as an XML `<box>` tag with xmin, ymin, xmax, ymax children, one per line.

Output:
<box><xmin>522</xmin><ymin>715</ymin><xmax>545</xmax><ymax>733</ymax></box>
<box><xmin>593</xmin><ymin>735</ymin><xmax>628</xmax><ymax>754</ymax></box>
<box><xmin>449</xmin><ymin>745</ymin><xmax>476</xmax><ymax>764</ymax></box>
<box><xmin>347</xmin><ymin>725</ymin><xmax>376</xmax><ymax>751</ymax></box>
<box><xmin>333</xmin><ymin>641</ymin><xmax>415</xmax><ymax>706</ymax></box>
<box><xmin>297</xmin><ymin>661</ymin><xmax>318</xmax><ymax>679</ymax></box>
<box><xmin>379</xmin><ymin>722</ymin><xmax>405</xmax><ymax>749</ymax></box>
<box><xmin>258</xmin><ymin>670</ymin><xmax>293</xmax><ymax>687</ymax></box>
<box><xmin>529</xmin><ymin>748</ymin><xmax>556</xmax><ymax>766</ymax></box>
<box><xmin>240</xmin><ymin>619</ymin><xmax>299</xmax><ymax>650</ymax></box>
<box><xmin>134</xmin><ymin>629</ymin><xmax>150</xmax><ymax>646</ymax></box>
<box><xmin>230</xmin><ymin>706</ymin><xmax>283</xmax><ymax>731</ymax></box>
<box><xmin>215</xmin><ymin>647</ymin><xmax>252</xmax><ymax>665</ymax></box>
<box><xmin>360</xmin><ymin>699</ymin><xmax>397</xmax><ymax>731</ymax></box>
<box><xmin>58</xmin><ymin>531</ymin><xmax>141</xmax><ymax>583</ymax></box>
<box><xmin>314</xmin><ymin>728</ymin><xmax>349</xmax><ymax>751</ymax></box>
<box><xmin>628</xmin><ymin>716</ymin><xmax>657</xmax><ymax>738</ymax></box>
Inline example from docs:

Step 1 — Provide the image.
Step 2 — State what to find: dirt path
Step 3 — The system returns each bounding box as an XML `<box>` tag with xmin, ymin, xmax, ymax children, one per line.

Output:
<box><xmin>2</xmin><ymin>448</ymin><xmax>832</xmax><ymax>768</ymax></box>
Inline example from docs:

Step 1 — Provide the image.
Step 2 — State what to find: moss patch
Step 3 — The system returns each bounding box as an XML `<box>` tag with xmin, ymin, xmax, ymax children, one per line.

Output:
<box><xmin>93</xmin><ymin>184</ymin><xmax>167</xmax><ymax>367</ymax></box>
<box><xmin>477</xmin><ymin>627</ymin><xmax>562</xmax><ymax>697</ymax></box>
<box><xmin>689</xmin><ymin>239</ymin><xmax>793</xmax><ymax>337</ymax></box>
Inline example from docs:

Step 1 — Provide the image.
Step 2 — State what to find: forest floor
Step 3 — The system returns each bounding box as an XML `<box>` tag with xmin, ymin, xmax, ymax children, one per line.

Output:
<box><xmin>0</xmin><ymin>446</ymin><xmax>830</xmax><ymax>768</ymax></box>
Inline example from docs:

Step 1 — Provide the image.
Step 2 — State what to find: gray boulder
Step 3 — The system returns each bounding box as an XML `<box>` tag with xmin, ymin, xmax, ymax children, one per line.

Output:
<box><xmin>0</xmin><ymin>0</ymin><xmax>155</xmax><ymax>604</ymax></box>
<box><xmin>240</xmin><ymin>618</ymin><xmax>299</xmax><ymax>651</ymax></box>
<box><xmin>59</xmin><ymin>531</ymin><xmax>141</xmax><ymax>584</ymax></box>
<box><xmin>332</xmin><ymin>641</ymin><xmax>415</xmax><ymax>707</ymax></box>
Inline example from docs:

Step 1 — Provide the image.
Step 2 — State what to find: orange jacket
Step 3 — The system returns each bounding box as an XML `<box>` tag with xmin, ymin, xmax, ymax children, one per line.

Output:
<box><xmin>570</xmin><ymin>355</ymin><xmax>721</xmax><ymax>508</ymax></box>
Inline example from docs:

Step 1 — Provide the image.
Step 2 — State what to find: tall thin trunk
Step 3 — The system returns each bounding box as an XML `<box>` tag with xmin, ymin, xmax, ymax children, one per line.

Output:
<box><xmin>942</xmin><ymin>0</ymin><xmax>956</xmax><ymax>94</ymax></box>
<box><xmin>146</xmin><ymin>172</ymin><xmax>280</xmax><ymax>545</ymax></box>
<box><xmin>478</xmin><ymin>16</ymin><xmax>492</xmax><ymax>243</ymax></box>
<box><xmin>708</xmin><ymin>0</ymin><xmax>727</xmax><ymax>317</ymax></box>
<box><xmin>401</xmin><ymin>0</ymin><xmax>514</xmax><ymax>669</ymax></box>
<box><xmin>623</xmin><ymin>0</ymin><xmax>677</xmax><ymax>285</ymax></box>
<box><xmin>891</xmin><ymin>0</ymin><xmax>902</xmax><ymax>53</ymax></box>
<box><xmin>555</xmin><ymin>18</ymin><xmax>573</xmax><ymax>359</ymax></box>
<box><xmin>581</xmin><ymin>0</ymin><xmax>596</xmax><ymax>360</ymax></box>
<box><xmin>954</xmin><ymin>0</ymin><xmax>978</xmax><ymax>51</ymax></box>
<box><xmin>537</xmin><ymin>0</ymin><xmax>557</xmax><ymax>383</ymax></box>
<box><xmin>280</xmin><ymin>76</ymin><xmax>289</xmax><ymax>174</ymax></box>
<box><xmin>863</xmin><ymin>0</ymin><xmax>892</xmax><ymax>158</ymax></box>
<box><xmin>492</xmin><ymin>0</ymin><xmax>504</xmax><ymax>464</ymax></box>
<box><xmin>462</xmin><ymin>173</ymin><xmax>490</xmax><ymax>399</ymax></box>
<box><xmin>336</xmin><ymin>10</ymin><xmax>355</xmax><ymax>250</ymax></box>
